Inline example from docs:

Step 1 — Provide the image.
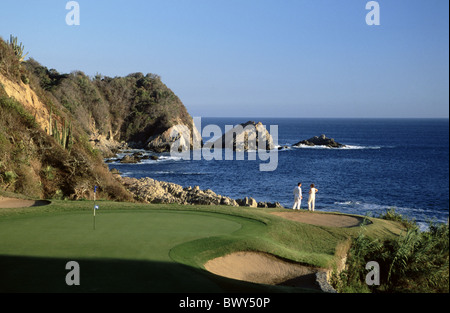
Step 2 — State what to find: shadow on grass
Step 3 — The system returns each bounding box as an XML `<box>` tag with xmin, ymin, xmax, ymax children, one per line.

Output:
<box><xmin>0</xmin><ymin>255</ymin><xmax>316</xmax><ymax>293</ymax></box>
<box><xmin>0</xmin><ymin>254</ymin><xmax>222</xmax><ymax>293</ymax></box>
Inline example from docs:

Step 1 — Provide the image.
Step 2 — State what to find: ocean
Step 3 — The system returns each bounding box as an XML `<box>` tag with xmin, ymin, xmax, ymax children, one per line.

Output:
<box><xmin>107</xmin><ymin>118</ymin><xmax>449</xmax><ymax>230</ymax></box>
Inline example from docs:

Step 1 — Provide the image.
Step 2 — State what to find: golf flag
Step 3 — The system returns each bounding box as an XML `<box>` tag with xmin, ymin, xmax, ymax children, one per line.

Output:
<box><xmin>93</xmin><ymin>185</ymin><xmax>98</xmax><ymax>230</ymax></box>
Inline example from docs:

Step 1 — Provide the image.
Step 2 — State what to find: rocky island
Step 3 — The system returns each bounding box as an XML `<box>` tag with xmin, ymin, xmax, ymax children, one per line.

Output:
<box><xmin>293</xmin><ymin>134</ymin><xmax>345</xmax><ymax>148</ymax></box>
<box><xmin>208</xmin><ymin>121</ymin><xmax>275</xmax><ymax>151</ymax></box>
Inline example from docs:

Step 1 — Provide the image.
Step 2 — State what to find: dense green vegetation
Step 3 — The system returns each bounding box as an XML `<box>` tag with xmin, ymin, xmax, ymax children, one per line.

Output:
<box><xmin>0</xmin><ymin>91</ymin><xmax>132</xmax><ymax>201</ymax></box>
<box><xmin>24</xmin><ymin>60</ymin><xmax>194</xmax><ymax>147</ymax></box>
<box><xmin>1</xmin><ymin>35</ymin><xmax>195</xmax><ymax>200</ymax></box>
<box><xmin>332</xmin><ymin>209</ymin><xmax>449</xmax><ymax>293</ymax></box>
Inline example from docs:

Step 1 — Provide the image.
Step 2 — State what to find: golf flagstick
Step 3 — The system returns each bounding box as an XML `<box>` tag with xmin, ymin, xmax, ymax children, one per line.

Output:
<box><xmin>93</xmin><ymin>186</ymin><xmax>97</xmax><ymax>230</ymax></box>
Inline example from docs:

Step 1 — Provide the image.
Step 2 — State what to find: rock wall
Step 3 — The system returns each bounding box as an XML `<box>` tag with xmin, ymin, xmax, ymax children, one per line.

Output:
<box><xmin>146</xmin><ymin>120</ymin><xmax>202</xmax><ymax>153</ymax></box>
<box><xmin>0</xmin><ymin>73</ymin><xmax>50</xmax><ymax>134</ymax></box>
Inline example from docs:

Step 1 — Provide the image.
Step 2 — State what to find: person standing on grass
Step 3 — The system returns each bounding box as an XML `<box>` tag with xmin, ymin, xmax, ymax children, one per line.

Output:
<box><xmin>308</xmin><ymin>184</ymin><xmax>318</xmax><ymax>212</ymax></box>
<box><xmin>293</xmin><ymin>182</ymin><xmax>302</xmax><ymax>210</ymax></box>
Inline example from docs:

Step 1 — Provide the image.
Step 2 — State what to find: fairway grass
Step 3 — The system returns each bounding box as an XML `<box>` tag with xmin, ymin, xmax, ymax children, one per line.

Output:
<box><xmin>0</xmin><ymin>200</ymin><xmax>404</xmax><ymax>293</ymax></box>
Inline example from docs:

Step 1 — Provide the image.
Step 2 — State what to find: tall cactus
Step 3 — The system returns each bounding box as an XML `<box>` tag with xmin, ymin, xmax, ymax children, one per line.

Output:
<box><xmin>48</xmin><ymin>107</ymin><xmax>53</xmax><ymax>136</ymax></box>
<box><xmin>67</xmin><ymin>122</ymin><xmax>73</xmax><ymax>151</ymax></box>
<box><xmin>53</xmin><ymin>119</ymin><xmax>60</xmax><ymax>145</ymax></box>
<box><xmin>61</xmin><ymin>119</ymin><xmax>67</xmax><ymax>149</ymax></box>
<box><xmin>48</xmin><ymin>110</ymin><xmax>74</xmax><ymax>151</ymax></box>
<box><xmin>8</xmin><ymin>35</ymin><xmax>29</xmax><ymax>62</ymax></box>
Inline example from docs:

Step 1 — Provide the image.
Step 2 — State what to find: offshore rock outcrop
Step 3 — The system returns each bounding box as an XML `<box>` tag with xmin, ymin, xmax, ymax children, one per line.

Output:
<box><xmin>293</xmin><ymin>134</ymin><xmax>345</xmax><ymax>148</ymax></box>
<box><xmin>208</xmin><ymin>121</ymin><xmax>275</xmax><ymax>151</ymax></box>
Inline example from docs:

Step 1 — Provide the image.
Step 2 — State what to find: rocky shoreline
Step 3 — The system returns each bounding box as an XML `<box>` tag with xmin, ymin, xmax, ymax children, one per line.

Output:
<box><xmin>105</xmin><ymin>130</ymin><xmax>347</xmax><ymax>207</ymax></box>
<box><xmin>114</xmin><ymin>173</ymin><xmax>283</xmax><ymax>208</ymax></box>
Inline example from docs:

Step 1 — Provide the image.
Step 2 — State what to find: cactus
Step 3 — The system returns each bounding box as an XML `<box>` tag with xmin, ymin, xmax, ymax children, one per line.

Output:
<box><xmin>53</xmin><ymin>119</ymin><xmax>60</xmax><ymax>145</ymax></box>
<box><xmin>66</xmin><ymin>122</ymin><xmax>73</xmax><ymax>151</ymax></box>
<box><xmin>8</xmin><ymin>35</ymin><xmax>29</xmax><ymax>63</ymax></box>
<box><xmin>48</xmin><ymin>109</ymin><xmax>74</xmax><ymax>151</ymax></box>
<box><xmin>48</xmin><ymin>107</ymin><xmax>53</xmax><ymax>136</ymax></box>
<box><xmin>61</xmin><ymin>119</ymin><xmax>67</xmax><ymax>149</ymax></box>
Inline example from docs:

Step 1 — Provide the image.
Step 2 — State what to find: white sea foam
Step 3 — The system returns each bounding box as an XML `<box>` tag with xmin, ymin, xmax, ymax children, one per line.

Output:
<box><xmin>331</xmin><ymin>200</ymin><xmax>448</xmax><ymax>231</ymax></box>
<box><xmin>334</xmin><ymin>201</ymin><xmax>362</xmax><ymax>205</ymax></box>
<box><xmin>151</xmin><ymin>171</ymin><xmax>210</xmax><ymax>176</ymax></box>
<box><xmin>158</xmin><ymin>156</ymin><xmax>183</xmax><ymax>161</ymax></box>
<box><xmin>293</xmin><ymin>144</ymin><xmax>381</xmax><ymax>150</ymax></box>
<box><xmin>340</xmin><ymin>145</ymin><xmax>381</xmax><ymax>150</ymax></box>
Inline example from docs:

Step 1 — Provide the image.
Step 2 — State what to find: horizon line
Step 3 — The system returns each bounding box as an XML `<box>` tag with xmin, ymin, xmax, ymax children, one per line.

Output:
<box><xmin>193</xmin><ymin>116</ymin><xmax>450</xmax><ymax>120</ymax></box>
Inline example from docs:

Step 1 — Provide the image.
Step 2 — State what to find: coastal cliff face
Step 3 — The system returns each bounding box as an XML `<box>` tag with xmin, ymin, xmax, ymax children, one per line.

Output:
<box><xmin>0</xmin><ymin>36</ymin><xmax>197</xmax><ymax>200</ymax></box>
<box><xmin>24</xmin><ymin>60</ymin><xmax>201</xmax><ymax>155</ymax></box>
<box><xmin>146</xmin><ymin>120</ymin><xmax>202</xmax><ymax>153</ymax></box>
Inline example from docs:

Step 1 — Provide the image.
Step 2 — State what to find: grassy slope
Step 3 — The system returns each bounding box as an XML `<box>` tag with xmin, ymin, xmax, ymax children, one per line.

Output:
<box><xmin>0</xmin><ymin>200</ymin><xmax>404</xmax><ymax>293</ymax></box>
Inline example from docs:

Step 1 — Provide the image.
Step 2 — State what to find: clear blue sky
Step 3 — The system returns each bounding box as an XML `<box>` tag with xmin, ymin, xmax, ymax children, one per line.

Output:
<box><xmin>1</xmin><ymin>0</ymin><xmax>448</xmax><ymax>118</ymax></box>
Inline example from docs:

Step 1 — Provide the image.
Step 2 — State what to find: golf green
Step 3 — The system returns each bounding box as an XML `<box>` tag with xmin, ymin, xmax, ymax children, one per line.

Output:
<box><xmin>0</xmin><ymin>209</ymin><xmax>262</xmax><ymax>292</ymax></box>
<box><xmin>0</xmin><ymin>202</ymin><xmax>404</xmax><ymax>293</ymax></box>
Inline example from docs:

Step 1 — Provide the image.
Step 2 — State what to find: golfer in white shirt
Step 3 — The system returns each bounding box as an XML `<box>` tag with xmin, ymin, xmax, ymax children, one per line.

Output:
<box><xmin>293</xmin><ymin>183</ymin><xmax>302</xmax><ymax>210</ymax></box>
<box><xmin>308</xmin><ymin>183</ymin><xmax>319</xmax><ymax>212</ymax></box>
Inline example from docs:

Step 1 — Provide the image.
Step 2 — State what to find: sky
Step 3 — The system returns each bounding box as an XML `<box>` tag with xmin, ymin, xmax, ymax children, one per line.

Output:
<box><xmin>1</xmin><ymin>0</ymin><xmax>449</xmax><ymax>118</ymax></box>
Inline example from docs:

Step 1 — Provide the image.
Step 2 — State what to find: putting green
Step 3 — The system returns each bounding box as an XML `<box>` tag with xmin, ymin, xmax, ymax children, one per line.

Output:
<box><xmin>0</xmin><ymin>202</ymin><xmax>403</xmax><ymax>293</ymax></box>
<box><xmin>0</xmin><ymin>210</ymin><xmax>242</xmax><ymax>260</ymax></box>
<box><xmin>0</xmin><ymin>209</ymin><xmax>263</xmax><ymax>292</ymax></box>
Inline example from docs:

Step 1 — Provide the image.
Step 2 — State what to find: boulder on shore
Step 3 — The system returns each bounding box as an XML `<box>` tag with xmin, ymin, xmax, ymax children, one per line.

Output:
<box><xmin>293</xmin><ymin>134</ymin><xmax>345</xmax><ymax>148</ymax></box>
<box><xmin>114</xmin><ymin>174</ymin><xmax>283</xmax><ymax>209</ymax></box>
<box><xmin>120</xmin><ymin>155</ymin><xmax>141</xmax><ymax>164</ymax></box>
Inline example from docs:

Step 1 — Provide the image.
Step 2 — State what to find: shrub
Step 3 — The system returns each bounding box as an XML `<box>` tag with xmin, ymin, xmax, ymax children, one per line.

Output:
<box><xmin>3</xmin><ymin>171</ymin><xmax>17</xmax><ymax>185</ymax></box>
<box><xmin>334</xmin><ymin>220</ymin><xmax>449</xmax><ymax>293</ymax></box>
<box><xmin>379</xmin><ymin>208</ymin><xmax>417</xmax><ymax>230</ymax></box>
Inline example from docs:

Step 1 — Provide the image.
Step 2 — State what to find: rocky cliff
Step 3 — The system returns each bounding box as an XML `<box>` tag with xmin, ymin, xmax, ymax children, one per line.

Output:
<box><xmin>24</xmin><ymin>61</ymin><xmax>201</xmax><ymax>156</ymax></box>
<box><xmin>3</xmin><ymin>36</ymin><xmax>194</xmax><ymax>200</ymax></box>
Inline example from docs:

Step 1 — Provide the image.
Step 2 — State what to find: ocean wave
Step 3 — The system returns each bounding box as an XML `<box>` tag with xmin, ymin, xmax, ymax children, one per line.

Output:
<box><xmin>151</xmin><ymin>171</ymin><xmax>210</xmax><ymax>176</ymax></box>
<box><xmin>331</xmin><ymin>201</ymin><xmax>448</xmax><ymax>228</ymax></box>
<box><xmin>341</xmin><ymin>145</ymin><xmax>381</xmax><ymax>150</ymax></box>
<box><xmin>292</xmin><ymin>144</ymin><xmax>381</xmax><ymax>150</ymax></box>
<box><xmin>334</xmin><ymin>201</ymin><xmax>362</xmax><ymax>205</ymax></box>
<box><xmin>274</xmin><ymin>145</ymin><xmax>292</xmax><ymax>151</ymax></box>
<box><xmin>334</xmin><ymin>201</ymin><xmax>426</xmax><ymax>213</ymax></box>
<box><xmin>158</xmin><ymin>156</ymin><xmax>183</xmax><ymax>161</ymax></box>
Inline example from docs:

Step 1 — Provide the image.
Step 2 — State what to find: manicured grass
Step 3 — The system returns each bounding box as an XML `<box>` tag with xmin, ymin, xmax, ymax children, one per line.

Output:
<box><xmin>0</xmin><ymin>200</ymin><xmax>404</xmax><ymax>293</ymax></box>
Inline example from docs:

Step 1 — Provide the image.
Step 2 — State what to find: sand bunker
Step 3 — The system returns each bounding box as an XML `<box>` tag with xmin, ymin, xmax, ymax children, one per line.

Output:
<box><xmin>271</xmin><ymin>211</ymin><xmax>365</xmax><ymax>228</ymax></box>
<box><xmin>204</xmin><ymin>251</ymin><xmax>324</xmax><ymax>290</ymax></box>
<box><xmin>0</xmin><ymin>197</ymin><xmax>51</xmax><ymax>209</ymax></box>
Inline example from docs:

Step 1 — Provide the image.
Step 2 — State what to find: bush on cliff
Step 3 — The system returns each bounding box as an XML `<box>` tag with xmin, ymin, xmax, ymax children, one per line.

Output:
<box><xmin>332</xmin><ymin>211</ymin><xmax>449</xmax><ymax>293</ymax></box>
